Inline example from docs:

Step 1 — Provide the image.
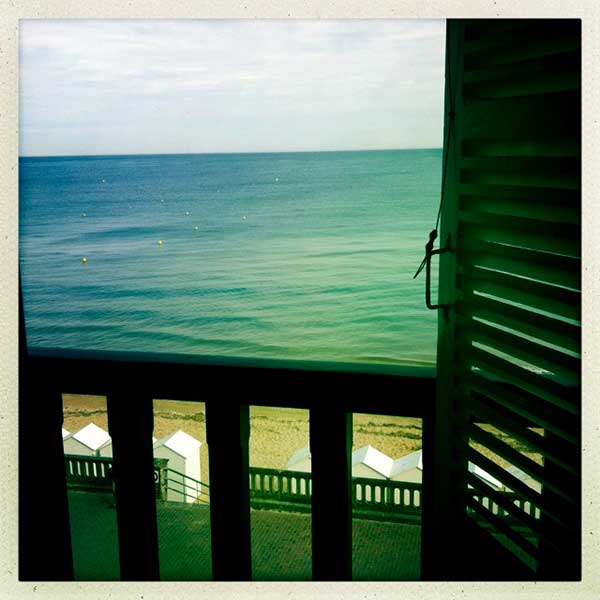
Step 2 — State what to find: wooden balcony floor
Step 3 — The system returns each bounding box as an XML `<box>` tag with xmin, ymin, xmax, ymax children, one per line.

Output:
<box><xmin>68</xmin><ymin>490</ymin><xmax>420</xmax><ymax>581</ymax></box>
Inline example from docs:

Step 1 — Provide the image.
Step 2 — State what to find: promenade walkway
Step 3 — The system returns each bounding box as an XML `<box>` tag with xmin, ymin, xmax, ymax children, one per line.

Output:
<box><xmin>68</xmin><ymin>490</ymin><xmax>421</xmax><ymax>581</ymax></box>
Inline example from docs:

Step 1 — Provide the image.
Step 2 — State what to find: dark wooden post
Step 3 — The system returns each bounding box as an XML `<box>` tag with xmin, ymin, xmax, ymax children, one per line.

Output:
<box><xmin>206</xmin><ymin>401</ymin><xmax>251</xmax><ymax>581</ymax></box>
<box><xmin>310</xmin><ymin>406</ymin><xmax>352</xmax><ymax>581</ymax></box>
<box><xmin>19</xmin><ymin>281</ymin><xmax>74</xmax><ymax>581</ymax></box>
<box><xmin>107</xmin><ymin>391</ymin><xmax>160</xmax><ymax>580</ymax></box>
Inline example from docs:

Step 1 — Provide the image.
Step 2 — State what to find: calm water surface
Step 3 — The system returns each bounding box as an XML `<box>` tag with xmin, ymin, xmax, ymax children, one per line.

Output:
<box><xmin>20</xmin><ymin>149</ymin><xmax>442</xmax><ymax>367</ymax></box>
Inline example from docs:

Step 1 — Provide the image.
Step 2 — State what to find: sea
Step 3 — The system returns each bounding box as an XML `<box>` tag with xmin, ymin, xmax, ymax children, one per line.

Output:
<box><xmin>19</xmin><ymin>149</ymin><xmax>442</xmax><ymax>368</ymax></box>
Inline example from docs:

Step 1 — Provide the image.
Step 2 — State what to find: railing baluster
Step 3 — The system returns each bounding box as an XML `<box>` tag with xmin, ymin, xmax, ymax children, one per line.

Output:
<box><xmin>206</xmin><ymin>401</ymin><xmax>251</xmax><ymax>581</ymax></box>
<box><xmin>107</xmin><ymin>391</ymin><xmax>159</xmax><ymax>581</ymax></box>
<box><xmin>310</xmin><ymin>406</ymin><xmax>352</xmax><ymax>581</ymax></box>
<box><xmin>19</xmin><ymin>352</ymin><xmax>73</xmax><ymax>580</ymax></box>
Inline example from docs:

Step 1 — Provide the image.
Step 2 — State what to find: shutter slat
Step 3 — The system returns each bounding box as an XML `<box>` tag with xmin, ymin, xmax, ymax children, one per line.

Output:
<box><xmin>459</xmin><ymin>269</ymin><xmax>580</xmax><ymax>322</ymax></box>
<box><xmin>461</xmin><ymin>139</ymin><xmax>580</xmax><ymax>160</ymax></box>
<box><xmin>463</xmin><ymin>318</ymin><xmax>579</xmax><ymax>383</ymax></box>
<box><xmin>470</xmin><ymin>425</ymin><xmax>577</xmax><ymax>504</ymax></box>
<box><xmin>458</xmin><ymin>184</ymin><xmax>580</xmax><ymax>224</ymax></box>
<box><xmin>460</xmin><ymin>241</ymin><xmax>580</xmax><ymax>291</ymax></box>
<box><xmin>461</xmin><ymin>91</ymin><xmax>580</xmax><ymax>141</ymax></box>
<box><xmin>468</xmin><ymin>372</ymin><xmax>579</xmax><ymax>447</ymax></box>
<box><xmin>459</xmin><ymin>217</ymin><xmax>580</xmax><ymax>258</ymax></box>
<box><xmin>459</xmin><ymin>167</ymin><xmax>579</xmax><ymax>191</ymax></box>
<box><xmin>463</xmin><ymin>50</ymin><xmax>579</xmax><ymax>88</ymax></box>
<box><xmin>466</xmin><ymin>496</ymin><xmax>539</xmax><ymax>562</ymax></box>
<box><xmin>467</xmin><ymin>448</ymin><xmax>569</xmax><ymax>530</ymax></box>
<box><xmin>464</xmin><ymin>67</ymin><xmax>579</xmax><ymax>100</ymax></box>
<box><xmin>468</xmin><ymin>388</ymin><xmax>579</xmax><ymax>469</ymax></box>
<box><xmin>464</xmin><ymin>22</ymin><xmax>580</xmax><ymax>68</ymax></box>
<box><xmin>460</xmin><ymin>208</ymin><xmax>580</xmax><ymax>240</ymax></box>
<box><xmin>468</xmin><ymin>346</ymin><xmax>578</xmax><ymax>415</ymax></box>
<box><xmin>466</xmin><ymin>473</ymin><xmax>559</xmax><ymax>547</ymax></box>
<box><xmin>459</xmin><ymin>295</ymin><xmax>580</xmax><ymax>354</ymax></box>
<box><xmin>467</xmin><ymin>473</ymin><xmax>569</xmax><ymax>564</ymax></box>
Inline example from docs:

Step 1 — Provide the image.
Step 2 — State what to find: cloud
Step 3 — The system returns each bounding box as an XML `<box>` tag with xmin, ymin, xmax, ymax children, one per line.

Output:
<box><xmin>19</xmin><ymin>19</ymin><xmax>445</xmax><ymax>155</ymax></box>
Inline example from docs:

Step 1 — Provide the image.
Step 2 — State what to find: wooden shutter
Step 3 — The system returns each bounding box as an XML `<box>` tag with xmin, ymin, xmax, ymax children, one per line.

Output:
<box><xmin>422</xmin><ymin>19</ymin><xmax>581</xmax><ymax>580</ymax></box>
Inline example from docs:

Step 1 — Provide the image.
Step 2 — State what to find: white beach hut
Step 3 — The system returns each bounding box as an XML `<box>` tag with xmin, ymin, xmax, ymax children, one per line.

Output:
<box><xmin>63</xmin><ymin>423</ymin><xmax>111</xmax><ymax>457</ymax></box>
<box><xmin>285</xmin><ymin>446</ymin><xmax>312</xmax><ymax>495</ymax></box>
<box><xmin>285</xmin><ymin>445</ymin><xmax>395</xmax><ymax>479</ymax></box>
<box><xmin>153</xmin><ymin>430</ymin><xmax>202</xmax><ymax>503</ymax></box>
<box><xmin>286</xmin><ymin>445</ymin><xmax>395</xmax><ymax>479</ymax></box>
<box><xmin>351</xmin><ymin>445</ymin><xmax>393</xmax><ymax>504</ymax></box>
<box><xmin>285</xmin><ymin>446</ymin><xmax>312</xmax><ymax>473</ymax></box>
<box><xmin>390</xmin><ymin>449</ymin><xmax>423</xmax><ymax>483</ymax></box>
<box><xmin>351</xmin><ymin>445</ymin><xmax>393</xmax><ymax>480</ymax></box>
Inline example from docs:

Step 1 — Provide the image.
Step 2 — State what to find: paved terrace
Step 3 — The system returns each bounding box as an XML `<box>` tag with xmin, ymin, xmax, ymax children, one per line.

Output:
<box><xmin>68</xmin><ymin>490</ymin><xmax>421</xmax><ymax>581</ymax></box>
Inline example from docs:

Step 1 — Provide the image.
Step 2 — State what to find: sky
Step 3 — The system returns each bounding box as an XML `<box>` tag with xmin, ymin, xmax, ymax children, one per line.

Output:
<box><xmin>19</xmin><ymin>20</ymin><xmax>446</xmax><ymax>156</ymax></box>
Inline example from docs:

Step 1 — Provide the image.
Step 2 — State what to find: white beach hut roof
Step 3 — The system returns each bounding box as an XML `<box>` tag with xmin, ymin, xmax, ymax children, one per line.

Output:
<box><xmin>153</xmin><ymin>429</ymin><xmax>201</xmax><ymax>459</ymax></box>
<box><xmin>286</xmin><ymin>446</ymin><xmax>311</xmax><ymax>470</ymax></box>
<box><xmin>505</xmin><ymin>464</ymin><xmax>542</xmax><ymax>493</ymax></box>
<box><xmin>468</xmin><ymin>461</ymin><xmax>504</xmax><ymax>491</ymax></box>
<box><xmin>352</xmin><ymin>445</ymin><xmax>394</xmax><ymax>478</ymax></box>
<box><xmin>390</xmin><ymin>449</ymin><xmax>423</xmax><ymax>478</ymax></box>
<box><xmin>71</xmin><ymin>423</ymin><xmax>111</xmax><ymax>452</ymax></box>
<box><xmin>62</xmin><ymin>428</ymin><xmax>71</xmax><ymax>440</ymax></box>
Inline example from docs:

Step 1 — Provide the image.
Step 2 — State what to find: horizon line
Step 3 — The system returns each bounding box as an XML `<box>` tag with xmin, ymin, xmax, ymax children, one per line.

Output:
<box><xmin>19</xmin><ymin>146</ymin><xmax>443</xmax><ymax>159</ymax></box>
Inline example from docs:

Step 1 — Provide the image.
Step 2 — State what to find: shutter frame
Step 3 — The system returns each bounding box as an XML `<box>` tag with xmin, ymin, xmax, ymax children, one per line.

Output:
<box><xmin>422</xmin><ymin>19</ymin><xmax>581</xmax><ymax>581</ymax></box>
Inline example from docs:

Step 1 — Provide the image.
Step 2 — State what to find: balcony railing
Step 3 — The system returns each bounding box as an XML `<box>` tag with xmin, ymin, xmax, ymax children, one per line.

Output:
<box><xmin>21</xmin><ymin>346</ymin><xmax>436</xmax><ymax>581</ymax></box>
<box><xmin>63</xmin><ymin>453</ymin><xmax>541</xmax><ymax>531</ymax></box>
<box><xmin>64</xmin><ymin>454</ymin><xmax>170</xmax><ymax>499</ymax></box>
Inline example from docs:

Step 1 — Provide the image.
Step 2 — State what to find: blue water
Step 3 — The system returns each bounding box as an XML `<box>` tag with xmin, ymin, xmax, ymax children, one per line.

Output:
<box><xmin>19</xmin><ymin>149</ymin><xmax>442</xmax><ymax>367</ymax></box>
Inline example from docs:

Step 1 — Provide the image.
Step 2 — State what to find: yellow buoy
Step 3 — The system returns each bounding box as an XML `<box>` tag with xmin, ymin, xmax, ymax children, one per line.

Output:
<box><xmin>158</xmin><ymin>240</ymin><xmax>163</xmax><ymax>246</ymax></box>
<box><xmin>82</xmin><ymin>212</ymin><xmax>86</xmax><ymax>217</ymax></box>
<box><xmin>82</xmin><ymin>257</ymin><xmax>87</xmax><ymax>263</ymax></box>
<box><xmin>242</xmin><ymin>215</ymin><xmax>247</xmax><ymax>220</ymax></box>
<box><xmin>194</xmin><ymin>226</ymin><xmax>199</xmax><ymax>231</ymax></box>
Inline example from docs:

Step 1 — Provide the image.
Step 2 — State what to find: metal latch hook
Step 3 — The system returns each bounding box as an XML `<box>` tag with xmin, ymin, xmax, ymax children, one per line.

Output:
<box><xmin>413</xmin><ymin>229</ymin><xmax>453</xmax><ymax>311</ymax></box>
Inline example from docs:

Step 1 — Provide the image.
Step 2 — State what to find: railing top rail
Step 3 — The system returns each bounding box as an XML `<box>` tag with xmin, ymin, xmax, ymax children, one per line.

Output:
<box><xmin>28</xmin><ymin>347</ymin><xmax>434</xmax><ymax>417</ymax></box>
<box><xmin>65</xmin><ymin>454</ymin><xmax>168</xmax><ymax>466</ymax></box>
<box><xmin>64</xmin><ymin>454</ymin><xmax>113</xmax><ymax>464</ymax></box>
<box><xmin>249</xmin><ymin>467</ymin><xmax>424</xmax><ymax>490</ymax></box>
<box><xmin>29</xmin><ymin>346</ymin><xmax>436</xmax><ymax>379</ymax></box>
<box><xmin>249</xmin><ymin>467</ymin><xmax>312</xmax><ymax>478</ymax></box>
<box><xmin>351</xmin><ymin>477</ymin><xmax>422</xmax><ymax>489</ymax></box>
